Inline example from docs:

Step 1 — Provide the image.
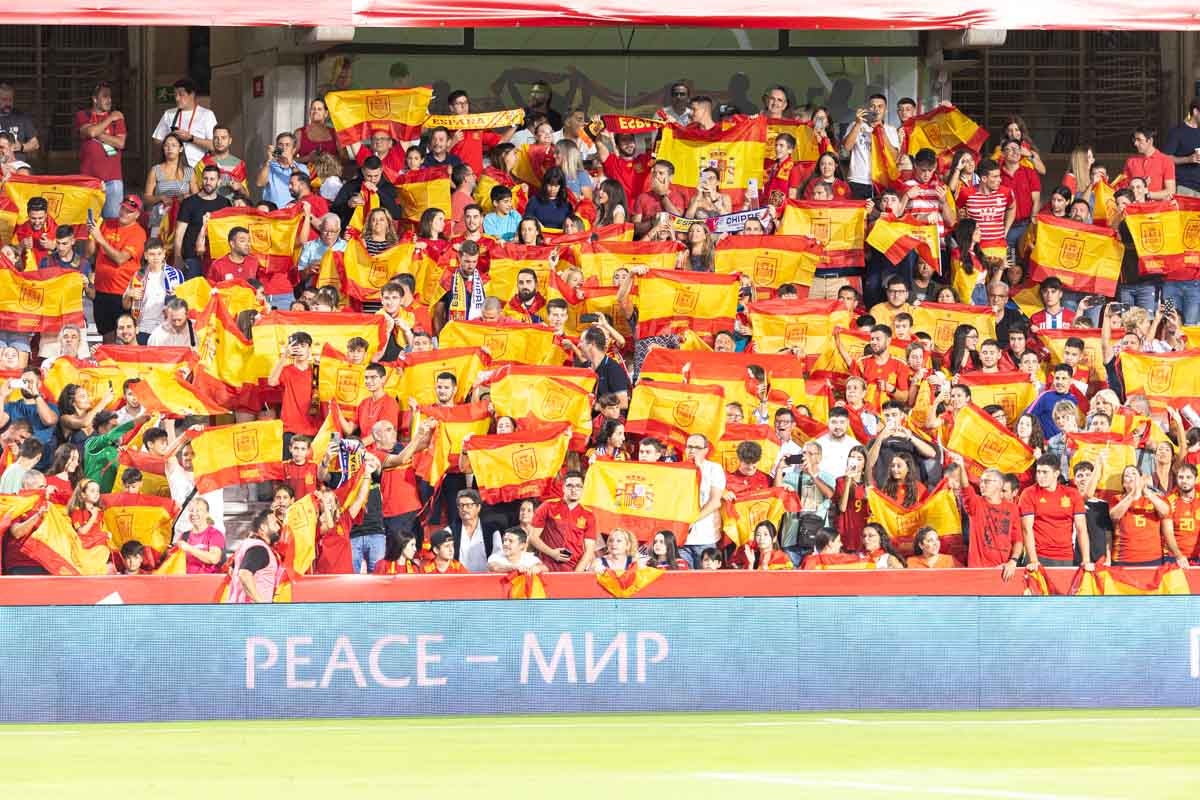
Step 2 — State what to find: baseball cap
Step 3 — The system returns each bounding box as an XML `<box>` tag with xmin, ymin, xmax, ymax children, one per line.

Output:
<box><xmin>430</xmin><ymin>529</ymin><xmax>453</xmax><ymax>549</ymax></box>
<box><xmin>120</xmin><ymin>194</ymin><xmax>143</xmax><ymax>212</ymax></box>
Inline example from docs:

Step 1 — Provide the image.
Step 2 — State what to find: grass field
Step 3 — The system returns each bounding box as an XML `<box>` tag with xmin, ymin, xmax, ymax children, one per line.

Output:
<box><xmin>4</xmin><ymin>709</ymin><xmax>1199</xmax><ymax>799</ymax></box>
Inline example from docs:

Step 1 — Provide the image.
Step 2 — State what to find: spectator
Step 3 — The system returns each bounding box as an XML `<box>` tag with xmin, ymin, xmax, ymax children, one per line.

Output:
<box><xmin>76</xmin><ymin>81</ymin><xmax>126</xmax><ymax>218</ymax></box>
<box><xmin>88</xmin><ymin>194</ymin><xmax>148</xmax><ymax>344</ymax></box>
<box><xmin>906</xmin><ymin>527</ymin><xmax>961</xmax><ymax>568</ymax></box>
<box><xmin>173</xmin><ymin>497</ymin><xmax>225</xmax><ymax>575</ymax></box>
<box><xmin>1123</xmin><ymin>125</ymin><xmax>1176</xmax><ymax>200</ymax></box>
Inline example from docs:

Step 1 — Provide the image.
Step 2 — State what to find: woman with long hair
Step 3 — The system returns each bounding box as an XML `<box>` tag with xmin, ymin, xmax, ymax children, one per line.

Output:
<box><xmin>881</xmin><ymin>452</ymin><xmax>927</xmax><ymax>509</ymax></box>
<box><xmin>906</xmin><ymin>526</ymin><xmax>961</xmax><ymax>568</ymax></box>
<box><xmin>800</xmin><ymin>152</ymin><xmax>850</xmax><ymax>200</ymax></box>
<box><xmin>310</xmin><ymin>151</ymin><xmax>344</xmax><ymax>201</ymax></box>
<box><xmin>834</xmin><ymin>445</ymin><xmax>870</xmax><ymax>552</ymax></box>
<box><xmin>685</xmin><ymin>167</ymin><xmax>731</xmax><ymax>219</ymax></box>
<box><xmin>413</xmin><ymin>207</ymin><xmax>449</xmax><ymax>261</ymax></box>
<box><xmin>860</xmin><ymin>523</ymin><xmax>906</xmax><ymax>568</ymax></box>
<box><xmin>67</xmin><ymin>478</ymin><xmax>111</xmax><ymax>574</ymax></box>
<box><xmin>588</xmin><ymin>418</ymin><xmax>627</xmax><ymax>463</ymax></box>
<box><xmin>644</xmin><ymin>530</ymin><xmax>689</xmax><ymax>570</ymax></box>
<box><xmin>743</xmin><ymin>520</ymin><xmax>792</xmax><ymax>570</ymax></box>
<box><xmin>593</xmin><ymin>179</ymin><xmax>628</xmax><ymax>227</ymax></box>
<box><xmin>294</xmin><ymin>98</ymin><xmax>338</xmax><ymax>164</ymax></box>
<box><xmin>525</xmin><ymin>166</ymin><xmax>573</xmax><ymax>229</ymax></box>
<box><xmin>363</xmin><ymin>208</ymin><xmax>398</xmax><ymax>256</ymax></box>
<box><xmin>944</xmin><ymin>324</ymin><xmax>982</xmax><ymax>374</ymax></box>
<box><xmin>946</xmin><ymin>149</ymin><xmax>979</xmax><ymax>196</ymax></box>
<box><xmin>950</xmin><ymin>217</ymin><xmax>988</xmax><ymax>305</ymax></box>
<box><xmin>554</xmin><ymin>139</ymin><xmax>593</xmax><ymax>200</ymax></box>
<box><xmin>1015</xmin><ymin>413</ymin><xmax>1046</xmax><ymax>460</ymax></box>
<box><xmin>143</xmin><ymin>131</ymin><xmax>196</xmax><ymax>233</ymax></box>
<box><xmin>684</xmin><ymin>222</ymin><xmax>715</xmax><ymax>272</ymax></box>
<box><xmin>45</xmin><ymin>444</ymin><xmax>81</xmax><ymax>504</ymax></box>
<box><xmin>55</xmin><ymin>383</ymin><xmax>111</xmax><ymax>446</ymax></box>
<box><xmin>516</xmin><ymin>216</ymin><xmax>544</xmax><ymax>246</ymax></box>
<box><xmin>374</xmin><ymin>532</ymin><xmax>422</xmax><ymax>574</ymax></box>
<box><xmin>1043</xmin><ymin>186</ymin><xmax>1072</xmax><ymax>218</ymax></box>
<box><xmin>1063</xmin><ymin>145</ymin><xmax>1094</xmax><ymax>198</ymax></box>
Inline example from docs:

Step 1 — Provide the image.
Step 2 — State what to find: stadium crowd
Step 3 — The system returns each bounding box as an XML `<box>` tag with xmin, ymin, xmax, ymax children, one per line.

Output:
<box><xmin>1</xmin><ymin>74</ymin><xmax>1200</xmax><ymax>601</ymax></box>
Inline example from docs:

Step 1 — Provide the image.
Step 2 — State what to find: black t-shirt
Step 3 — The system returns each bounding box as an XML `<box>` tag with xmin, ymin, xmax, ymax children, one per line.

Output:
<box><xmin>240</xmin><ymin>544</ymin><xmax>270</xmax><ymax>573</ymax></box>
<box><xmin>1078</xmin><ymin>498</ymin><xmax>1112</xmax><ymax>564</ymax></box>
<box><xmin>1164</xmin><ymin>123</ymin><xmax>1200</xmax><ymax>191</ymax></box>
<box><xmin>177</xmin><ymin>194</ymin><xmax>232</xmax><ymax>259</ymax></box>
<box><xmin>350</xmin><ymin>479</ymin><xmax>385</xmax><ymax>537</ymax></box>
<box><xmin>593</xmin><ymin>355</ymin><xmax>630</xmax><ymax>400</ymax></box>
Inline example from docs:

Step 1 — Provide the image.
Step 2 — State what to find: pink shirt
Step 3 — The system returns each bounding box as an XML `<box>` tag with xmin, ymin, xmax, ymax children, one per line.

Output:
<box><xmin>185</xmin><ymin>526</ymin><xmax>226</xmax><ymax>574</ymax></box>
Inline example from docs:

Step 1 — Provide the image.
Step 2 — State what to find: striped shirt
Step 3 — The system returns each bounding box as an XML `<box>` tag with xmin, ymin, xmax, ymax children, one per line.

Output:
<box><xmin>901</xmin><ymin>177</ymin><xmax>948</xmax><ymax>238</ymax></box>
<box><xmin>960</xmin><ymin>185</ymin><xmax>1014</xmax><ymax>246</ymax></box>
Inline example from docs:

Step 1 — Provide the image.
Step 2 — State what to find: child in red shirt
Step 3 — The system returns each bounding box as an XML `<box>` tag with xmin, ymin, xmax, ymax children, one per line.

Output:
<box><xmin>268</xmin><ymin>331</ymin><xmax>319</xmax><ymax>437</ymax></box>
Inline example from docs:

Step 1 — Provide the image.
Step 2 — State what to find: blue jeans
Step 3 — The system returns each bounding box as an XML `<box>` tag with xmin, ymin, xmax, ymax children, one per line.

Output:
<box><xmin>268</xmin><ymin>292</ymin><xmax>295</xmax><ymax>310</ymax></box>
<box><xmin>183</xmin><ymin>257</ymin><xmax>204</xmax><ymax>281</ymax></box>
<box><xmin>1161</xmin><ymin>279</ymin><xmax>1200</xmax><ymax>324</ymax></box>
<box><xmin>1117</xmin><ymin>282</ymin><xmax>1159</xmax><ymax>314</ymax></box>
<box><xmin>1006</xmin><ymin>219</ymin><xmax>1030</xmax><ymax>263</ymax></box>
<box><xmin>102</xmin><ymin>179</ymin><xmax>124</xmax><ymax>219</ymax></box>
<box><xmin>351</xmin><ymin>533</ymin><xmax>386</xmax><ymax>574</ymax></box>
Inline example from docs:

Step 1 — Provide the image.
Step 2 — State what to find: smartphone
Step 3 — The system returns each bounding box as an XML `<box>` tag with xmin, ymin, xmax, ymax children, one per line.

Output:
<box><xmin>578</xmin><ymin>313</ymin><xmax>601</xmax><ymax>324</ymax></box>
<box><xmin>87</xmin><ymin>208</ymin><xmax>95</xmax><ymax>227</ymax></box>
<box><xmin>656</xmin><ymin>212</ymin><xmax>669</xmax><ymax>225</ymax></box>
<box><xmin>784</xmin><ymin>453</ymin><xmax>806</xmax><ymax>466</ymax></box>
<box><xmin>747</xmin><ymin>178</ymin><xmax>759</xmax><ymax>198</ymax></box>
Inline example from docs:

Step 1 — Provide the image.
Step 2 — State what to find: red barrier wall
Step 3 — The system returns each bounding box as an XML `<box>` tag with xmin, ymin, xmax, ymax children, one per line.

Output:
<box><xmin>1</xmin><ymin>568</ymin><xmax>1197</xmax><ymax>605</ymax></box>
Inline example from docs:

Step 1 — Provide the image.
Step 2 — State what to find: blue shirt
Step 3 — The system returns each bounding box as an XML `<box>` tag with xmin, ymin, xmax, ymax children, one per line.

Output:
<box><xmin>1027</xmin><ymin>390</ymin><xmax>1077</xmax><ymax>439</ymax></box>
<box><xmin>263</xmin><ymin>159</ymin><xmax>308</xmax><ymax>209</ymax></box>
<box><xmin>298</xmin><ymin>237</ymin><xmax>346</xmax><ymax>271</ymax></box>
<box><xmin>525</xmin><ymin>195</ymin><xmax>572</xmax><ymax>230</ymax></box>
<box><xmin>4</xmin><ymin>399</ymin><xmax>58</xmax><ymax>446</ymax></box>
<box><xmin>483</xmin><ymin>210</ymin><xmax>522</xmax><ymax>242</ymax></box>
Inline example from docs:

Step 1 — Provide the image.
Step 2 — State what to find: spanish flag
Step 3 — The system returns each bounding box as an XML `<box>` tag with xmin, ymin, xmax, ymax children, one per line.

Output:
<box><xmin>581</xmin><ymin>459</ymin><xmax>700</xmax><ymax>542</ymax></box>
<box><xmin>194</xmin><ymin>297</ymin><xmax>270</xmax><ymax>389</ymax></box>
<box><xmin>626</xmin><ymin>381</ymin><xmax>726</xmax><ymax>453</ymax></box>
<box><xmin>1176</xmin><ymin>196</ymin><xmax>1200</xmax><ymax>262</ymax></box>
<box><xmin>654</xmin><ymin>115</ymin><xmax>767</xmax><ymax>207</ymax></box>
<box><xmin>958</xmin><ymin>370</ymin><xmax>1038</xmax><ymax>427</ymax></box>
<box><xmin>252</xmin><ymin>310</ymin><xmax>387</xmax><ymax>363</ymax></box>
<box><xmin>153</xmin><ymin>546</ymin><xmax>189</xmax><ymax>576</ymax></box>
<box><xmin>866</xmin><ymin>214</ymin><xmax>943</xmax><ymax>271</ymax></box>
<box><xmin>487</xmin><ymin>243</ymin><xmax>557</xmax><ymax>302</ymax></box>
<box><xmin>483</xmin><ymin>363</ymin><xmax>597</xmax><ymax>395</ymax></box>
<box><xmin>316</xmin><ymin>342</ymin><xmax>373</xmax><ymax>407</ymax></box>
<box><xmin>779</xmin><ymin>200</ymin><xmax>866</xmax><ymax>269</ymax></box>
<box><xmin>511</xmin><ymin>143</ymin><xmax>555</xmax><ymax>189</ymax></box>
<box><xmin>570</xmin><ymin>285</ymin><xmax>634</xmax><ymax>340</ymax></box>
<box><xmin>308</xmin><ymin>401</ymin><xmax>348</xmax><ymax>473</ymax></box>
<box><xmin>721</xmin><ymin>487</ymin><xmax>799</xmax><ymax>547</ymax></box>
<box><xmin>1039</xmin><ymin>327</ymin><xmax>1114</xmax><ymax>382</ymax></box>
<box><xmin>713</xmin><ymin>234</ymin><xmax>820</xmax><ymax>291</ymax></box>
<box><xmin>390</xmin><ymin>347</ymin><xmax>484</xmax><ymax>407</ymax></box>
<box><xmin>130</xmin><ymin>371</ymin><xmax>228</xmax><ymax>417</ymax></box>
<box><xmin>462</xmin><ymin>420</ymin><xmax>572</xmax><ymax>503</ymax></box>
<box><xmin>901</xmin><ymin>104</ymin><xmax>988</xmax><ymax>170</ymax></box>
<box><xmin>439</xmin><ymin>320</ymin><xmax>562</xmax><ymax>366</ymax></box>
<box><xmin>503</xmin><ymin>571</ymin><xmax>550</xmax><ymax>600</ymax></box>
<box><xmin>1122</xmin><ymin>201</ymin><xmax>1196</xmax><ymax>279</ymax></box>
<box><xmin>810</xmin><ymin>327</ymin><xmax>908</xmax><ymax>380</ymax></box>
<box><xmin>2</xmin><ymin>174</ymin><xmax>104</xmax><ymax>229</ymax></box>
<box><xmin>1119</xmin><ymin>349</ymin><xmax>1200</xmax><ymax>408</ymax></box>
<box><xmin>393</xmin><ymin>165</ymin><xmax>453</xmax><ymax>225</ymax></box>
<box><xmin>869</xmin><ymin>126</ymin><xmax>902</xmax><ymax>192</ymax></box>
<box><xmin>101</xmin><ymin>493</ymin><xmax>179</xmax><ymax>556</ymax></box>
<box><xmin>0</xmin><ymin>267</ymin><xmax>86</xmax><ymax>334</ymax></box>
<box><xmin>748</xmin><ymin>298</ymin><xmax>852</xmax><ymax>355</ymax></box>
<box><xmin>909</xmin><ymin>301</ymin><xmax>997</xmax><ymax>354</ymax></box>
<box><xmin>714</xmin><ymin>423</ymin><xmax>782</xmax><ymax>475</ymax></box>
<box><xmin>866</xmin><ymin>480</ymin><xmax>962</xmax><ymax>556</ymax></box>
<box><xmin>318</xmin><ymin>237</ymin><xmax>434</xmax><ymax>305</ymax></box>
<box><xmin>1029</xmin><ymin>214</ymin><xmax>1124</xmax><ymax>295</ymax></box>
<box><xmin>206</xmin><ymin>206</ymin><xmax>303</xmax><ymax>271</ymax></box>
<box><xmin>325</xmin><ymin>87</ymin><xmax>433</xmax><ymax>147</ymax></box>
<box><xmin>802</xmin><ymin>552</ymin><xmax>877</xmax><ymax>570</ymax></box>
<box><xmin>575</xmin><ymin>240</ymin><xmax>682</xmax><ymax>287</ymax></box>
<box><xmin>281</xmin><ymin>494</ymin><xmax>319</xmax><ymax>575</ymax></box>
<box><xmin>595</xmin><ymin>565</ymin><xmax>664</xmax><ymax>598</ymax></box>
<box><xmin>415</xmin><ymin>401</ymin><xmax>492</xmax><ymax>487</ymax></box>
<box><xmin>92</xmin><ymin>344</ymin><xmax>196</xmax><ymax>381</ymax></box>
<box><xmin>174</xmin><ymin>276</ymin><xmax>264</xmax><ymax>318</ymax></box>
<box><xmin>1027</xmin><ymin>559</ymin><xmax>1190</xmax><ymax>595</ymax></box>
<box><xmin>190</xmin><ymin>420</ymin><xmax>285</xmax><ymax>495</ymax></box>
<box><xmin>945</xmin><ymin>402</ymin><xmax>1034</xmax><ymax>480</ymax></box>
<box><xmin>639</xmin><ymin>348</ymin><xmax>819</xmax><ymax>420</ymax></box>
<box><xmin>635</xmin><ymin>269</ymin><xmax>738</xmax><ymax>338</ymax></box>
<box><xmin>116</xmin><ymin>449</ymin><xmax>171</xmax><ymax>498</ymax></box>
<box><xmin>1090</xmin><ymin>180</ymin><xmax>1118</xmax><ymax>226</ymax></box>
<box><xmin>765</xmin><ymin>119</ymin><xmax>825</xmax><ymax>167</ymax></box>
<box><xmin>19</xmin><ymin>502</ymin><xmax>87</xmax><ymax>576</ymax></box>
<box><xmin>487</xmin><ymin>373</ymin><xmax>593</xmax><ymax>451</ymax></box>
<box><xmin>1066</xmin><ymin>431</ymin><xmax>1137</xmax><ymax>497</ymax></box>
<box><xmin>543</xmin><ymin>222</ymin><xmax>634</xmax><ymax>246</ymax></box>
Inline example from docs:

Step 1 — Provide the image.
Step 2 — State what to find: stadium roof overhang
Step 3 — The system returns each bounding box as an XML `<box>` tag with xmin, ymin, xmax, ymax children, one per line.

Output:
<box><xmin>22</xmin><ymin>1</ymin><xmax>1200</xmax><ymax>28</ymax></box>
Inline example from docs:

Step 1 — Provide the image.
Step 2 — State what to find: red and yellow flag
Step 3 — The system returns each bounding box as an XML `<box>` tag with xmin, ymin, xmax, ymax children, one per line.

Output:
<box><xmin>626</xmin><ymin>381</ymin><xmax>726</xmax><ymax>452</ymax></box>
<box><xmin>206</xmin><ymin>206</ymin><xmax>303</xmax><ymax>270</ymax></box>
<box><xmin>765</xmin><ymin>119</ymin><xmax>825</xmax><ymax>166</ymax></box>
<box><xmin>714</xmin><ymin>423</ymin><xmax>782</xmax><ymax>474</ymax></box>
<box><xmin>116</xmin><ymin>449</ymin><xmax>171</xmax><ymax>498</ymax></box>
<box><xmin>945</xmin><ymin>403</ymin><xmax>1034</xmax><ymax>479</ymax></box>
<box><xmin>866</xmin><ymin>480</ymin><xmax>962</xmax><ymax>556</ymax></box>
<box><xmin>504</xmin><ymin>571</ymin><xmax>549</xmax><ymax>599</ymax></box>
<box><xmin>640</xmin><ymin>348</ymin><xmax>823</xmax><ymax>420</ymax></box>
<box><xmin>634</xmin><ymin>269</ymin><xmax>738</xmax><ymax>337</ymax></box>
<box><xmin>595</xmin><ymin>565</ymin><xmax>664</xmax><ymax>598</ymax></box>
<box><xmin>487</xmin><ymin>373</ymin><xmax>593</xmax><ymax>451</ymax></box>
<box><xmin>439</xmin><ymin>320</ymin><xmax>562</xmax><ymax>366</ymax></box>
<box><xmin>174</xmin><ymin>277</ymin><xmax>264</xmax><ymax>319</ymax></box>
<box><xmin>810</xmin><ymin>327</ymin><xmax>908</xmax><ymax>379</ymax></box>
<box><xmin>869</xmin><ymin>126</ymin><xmax>902</xmax><ymax>191</ymax></box>
<box><xmin>908</xmin><ymin>301</ymin><xmax>997</xmax><ymax>354</ymax></box>
<box><xmin>318</xmin><ymin>237</ymin><xmax>434</xmax><ymax>305</ymax></box>
<box><xmin>20</xmin><ymin>502</ymin><xmax>88</xmax><ymax>576</ymax></box>
<box><xmin>0</xmin><ymin>267</ymin><xmax>86</xmax><ymax>334</ymax></box>
<box><xmin>1029</xmin><ymin>214</ymin><xmax>1124</xmax><ymax>295</ymax></box>
<box><xmin>581</xmin><ymin>459</ymin><xmax>700</xmax><ymax>542</ymax></box>
<box><xmin>393</xmin><ymin>165</ymin><xmax>452</xmax><ymax>225</ymax></box>
<box><xmin>779</xmin><ymin>200</ymin><xmax>867</xmax><ymax>269</ymax></box>
<box><xmin>748</xmin><ymin>298</ymin><xmax>852</xmax><ymax>355</ymax></box>
<box><xmin>1119</xmin><ymin>349</ymin><xmax>1200</xmax><ymax>408</ymax></box>
<box><xmin>483</xmin><ymin>363</ymin><xmax>596</xmax><ymax>395</ymax></box>
<box><xmin>190</xmin><ymin>420</ymin><xmax>285</xmax><ymax>495</ymax></box>
<box><xmin>130</xmin><ymin>371</ymin><xmax>228</xmax><ymax>417</ymax></box>
<box><xmin>487</xmin><ymin>243</ymin><xmax>558</xmax><ymax>302</ymax></box>
<box><xmin>958</xmin><ymin>370</ymin><xmax>1039</xmax><ymax>426</ymax></box>
<box><xmin>101</xmin><ymin>493</ymin><xmax>179</xmax><ymax>556</ymax></box>
<box><xmin>252</xmin><ymin>310</ymin><xmax>387</xmax><ymax>363</ymax></box>
<box><xmin>1123</xmin><ymin>200</ymin><xmax>1199</xmax><ymax>280</ymax></box>
<box><xmin>425</xmin><ymin>109</ymin><xmax>525</xmax><ymax>131</ymax></box>
<box><xmin>713</xmin><ymin>234</ymin><xmax>820</xmax><ymax>291</ymax></box>
<box><xmin>2</xmin><ymin>174</ymin><xmax>104</xmax><ymax>229</ymax></box>
<box><xmin>1066</xmin><ymin>431</ymin><xmax>1137</xmax><ymax>497</ymax></box>
<box><xmin>153</xmin><ymin>546</ymin><xmax>189</xmax><ymax>576</ymax></box>
<box><xmin>544</xmin><ymin>223</ymin><xmax>634</xmax><ymax>246</ymax></box>
<box><xmin>1027</xmin><ymin>559</ymin><xmax>1189</xmax><ymax>595</ymax></box>
<box><xmin>1039</xmin><ymin>327</ymin><xmax>1116</xmax><ymax>382</ymax></box>
<box><xmin>325</xmin><ymin>87</ymin><xmax>433</xmax><ymax>147</ymax></box>
<box><xmin>317</xmin><ymin>342</ymin><xmax>372</xmax><ymax>407</ymax></box>
<box><xmin>389</xmin><ymin>347</ymin><xmax>484</xmax><ymax>407</ymax></box>
<box><xmin>41</xmin><ymin>357</ymin><xmax>125</xmax><ymax>411</ymax></box>
<box><xmin>901</xmin><ymin>104</ymin><xmax>988</xmax><ymax>169</ymax></box>
<box><xmin>720</xmin><ymin>487</ymin><xmax>799</xmax><ymax>547</ymax></box>
<box><xmin>416</xmin><ymin>401</ymin><xmax>492</xmax><ymax>487</ymax></box>
<box><xmin>194</xmin><ymin>297</ymin><xmax>269</xmax><ymax>389</ymax></box>
<box><xmin>654</xmin><ymin>115</ymin><xmax>767</xmax><ymax>207</ymax></box>
<box><xmin>575</xmin><ymin>240</ymin><xmax>681</xmax><ymax>286</ymax></box>
<box><xmin>92</xmin><ymin>344</ymin><xmax>195</xmax><ymax>381</ymax></box>
<box><xmin>281</xmin><ymin>494</ymin><xmax>319</xmax><ymax>575</ymax></box>
<box><xmin>462</xmin><ymin>421</ymin><xmax>572</xmax><ymax>503</ymax></box>
<box><xmin>866</xmin><ymin>214</ymin><xmax>942</xmax><ymax>271</ymax></box>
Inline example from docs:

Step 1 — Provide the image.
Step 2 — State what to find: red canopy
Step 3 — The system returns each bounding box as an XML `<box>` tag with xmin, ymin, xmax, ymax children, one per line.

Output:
<box><xmin>10</xmin><ymin>0</ymin><xmax>1200</xmax><ymax>27</ymax></box>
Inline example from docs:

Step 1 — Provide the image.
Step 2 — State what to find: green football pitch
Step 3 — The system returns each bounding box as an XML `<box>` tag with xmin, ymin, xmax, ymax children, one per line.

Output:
<box><xmin>4</xmin><ymin>709</ymin><xmax>1199</xmax><ymax>799</ymax></box>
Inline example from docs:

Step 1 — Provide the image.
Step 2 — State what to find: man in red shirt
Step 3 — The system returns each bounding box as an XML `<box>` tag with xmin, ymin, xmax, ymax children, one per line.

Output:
<box><xmin>447</xmin><ymin>89</ymin><xmax>513</xmax><ymax>175</ymax></box>
<box><xmin>998</xmin><ymin>139</ymin><xmax>1041</xmax><ymax>259</ymax></box>
<box><xmin>449</xmin><ymin>163</ymin><xmax>476</xmax><ymax>238</ymax></box>
<box><xmin>723</xmin><ymin>441</ymin><xmax>771</xmax><ymax>498</ymax></box>
<box><xmin>354</xmin><ymin>130</ymin><xmax>405</xmax><ymax>184</ymax></box>
<box><xmin>87</xmin><ymin>194</ymin><xmax>147</xmax><ymax>343</ymax></box>
<box><xmin>283</xmin><ymin>435</ymin><xmax>318</xmax><ymax>499</ymax></box>
<box><xmin>960</xmin><ymin>159</ymin><xmax>1014</xmax><ymax>253</ymax></box>
<box><xmin>343</xmin><ymin>363</ymin><xmax>400</xmax><ymax>447</ymax></box>
<box><xmin>75</xmin><ymin>81</ymin><xmax>126</xmax><ymax>219</ymax></box>
<box><xmin>369</xmin><ymin>417</ymin><xmax>432</xmax><ymax>543</ymax></box>
<box><xmin>11</xmin><ymin>196</ymin><xmax>55</xmax><ymax>268</ymax></box>
<box><xmin>835</xmin><ymin>324</ymin><xmax>910</xmax><ymax>412</ymax></box>
<box><xmin>268</xmin><ymin>331</ymin><xmax>319</xmax><ymax>439</ymax></box>
<box><xmin>1168</xmin><ymin>463</ymin><xmax>1200</xmax><ymax>563</ymax></box>
<box><xmin>763</xmin><ymin>132</ymin><xmax>805</xmax><ymax>213</ymax></box>
<box><xmin>596</xmin><ymin>131</ymin><xmax>652</xmax><ymax>211</ymax></box>
<box><xmin>1123</xmin><ymin>125</ymin><xmax>1177</xmax><ymax>199</ymax></box>
<box><xmin>948</xmin><ymin>460</ymin><xmax>1022</xmax><ymax>575</ymax></box>
<box><xmin>1018</xmin><ymin>454</ymin><xmax>1092</xmax><ymax>570</ymax></box>
<box><xmin>289</xmin><ymin>172</ymin><xmax>329</xmax><ymax>242</ymax></box>
<box><xmin>207</xmin><ymin>226</ymin><xmax>258</xmax><ymax>283</ymax></box>
<box><xmin>528</xmin><ymin>471</ymin><xmax>596</xmax><ymax>572</ymax></box>
<box><xmin>631</xmin><ymin>160</ymin><xmax>688</xmax><ymax>239</ymax></box>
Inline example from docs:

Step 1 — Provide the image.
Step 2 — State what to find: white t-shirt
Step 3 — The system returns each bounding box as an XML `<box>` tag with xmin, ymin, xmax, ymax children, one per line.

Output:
<box><xmin>152</xmin><ymin>105</ymin><xmax>218</xmax><ymax>168</ymax></box>
<box><xmin>487</xmin><ymin>550</ymin><xmax>541</xmax><ymax>572</ymax></box>
<box><xmin>815</xmin><ymin>432</ymin><xmax>861</xmax><ymax>477</ymax></box>
<box><xmin>687</xmin><ymin>459</ymin><xmax>727</xmax><ymax>547</ymax></box>
<box><xmin>138</xmin><ymin>270</ymin><xmax>169</xmax><ymax>335</ymax></box>
<box><xmin>167</xmin><ymin>461</ymin><xmax>225</xmax><ymax>538</ymax></box>
<box><xmin>848</xmin><ymin>123</ymin><xmax>899</xmax><ymax>185</ymax></box>
<box><xmin>459</xmin><ymin>521</ymin><xmax>503</xmax><ymax>573</ymax></box>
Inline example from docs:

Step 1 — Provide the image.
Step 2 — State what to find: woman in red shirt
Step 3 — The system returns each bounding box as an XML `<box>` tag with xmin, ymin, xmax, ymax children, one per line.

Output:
<box><xmin>742</xmin><ymin>521</ymin><xmax>792</xmax><ymax>571</ymax></box>
<box><xmin>412</xmin><ymin>208</ymin><xmax>450</xmax><ymax>262</ymax></box>
<box><xmin>906</xmin><ymin>526</ymin><xmax>962</xmax><ymax>569</ymax></box>
<box><xmin>67</xmin><ymin>478</ymin><xmax>111</xmax><ymax>574</ymax></box>
<box><xmin>800</xmin><ymin>153</ymin><xmax>851</xmax><ymax>200</ymax></box>
<box><xmin>879</xmin><ymin>452</ymin><xmax>928</xmax><ymax>509</ymax></box>
<box><xmin>45</xmin><ymin>444</ymin><xmax>81</xmax><ymax>505</ymax></box>
<box><xmin>1109</xmin><ymin>466</ymin><xmax>1174</xmax><ymax>567</ymax></box>
<box><xmin>375</xmin><ymin>532</ymin><xmax>422</xmax><ymax>574</ymax></box>
<box><xmin>834</xmin><ymin>446</ymin><xmax>870</xmax><ymax>551</ymax></box>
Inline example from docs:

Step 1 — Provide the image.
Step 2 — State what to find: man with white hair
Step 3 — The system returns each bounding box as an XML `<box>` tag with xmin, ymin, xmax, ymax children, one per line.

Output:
<box><xmin>297</xmin><ymin>212</ymin><xmax>346</xmax><ymax>281</ymax></box>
